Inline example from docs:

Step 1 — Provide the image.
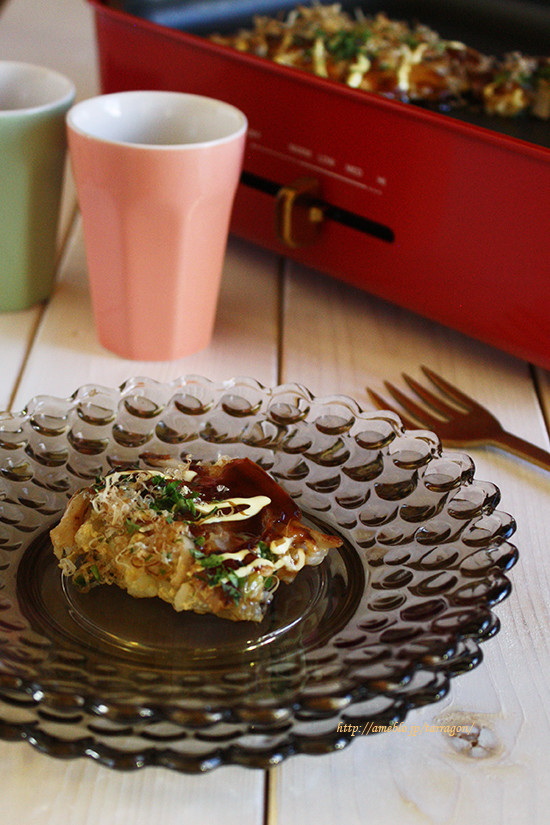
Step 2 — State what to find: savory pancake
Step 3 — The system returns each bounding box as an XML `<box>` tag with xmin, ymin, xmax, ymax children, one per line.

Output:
<box><xmin>210</xmin><ymin>4</ymin><xmax>550</xmax><ymax>119</ymax></box>
<box><xmin>50</xmin><ymin>457</ymin><xmax>342</xmax><ymax>622</ymax></box>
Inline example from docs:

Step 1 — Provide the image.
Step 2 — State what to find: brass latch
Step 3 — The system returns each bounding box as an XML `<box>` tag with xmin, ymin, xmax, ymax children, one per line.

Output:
<box><xmin>275</xmin><ymin>177</ymin><xmax>325</xmax><ymax>248</ymax></box>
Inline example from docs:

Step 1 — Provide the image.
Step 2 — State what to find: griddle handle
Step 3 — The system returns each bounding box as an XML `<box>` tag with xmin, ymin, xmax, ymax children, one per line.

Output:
<box><xmin>275</xmin><ymin>177</ymin><xmax>325</xmax><ymax>249</ymax></box>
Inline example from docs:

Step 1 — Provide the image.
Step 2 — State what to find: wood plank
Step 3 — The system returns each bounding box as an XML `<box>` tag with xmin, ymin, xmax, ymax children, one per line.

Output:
<box><xmin>3</xmin><ymin>229</ymin><xmax>281</xmax><ymax>825</ymax></box>
<box><xmin>0</xmin><ymin>309</ymin><xmax>41</xmax><ymax>410</ymax></box>
<box><xmin>0</xmin><ymin>0</ymin><xmax>97</xmax><ymax>241</ymax></box>
<box><xmin>0</xmin><ymin>745</ymin><xmax>266</xmax><ymax>825</ymax></box>
<box><xmin>0</xmin><ymin>0</ymin><xmax>97</xmax><ymax>408</ymax></box>
<box><xmin>4</xmin><ymin>0</ymin><xmax>549</xmax><ymax>820</ymax></box>
<box><xmin>279</xmin><ymin>263</ymin><xmax>540</xmax><ymax>421</ymax></box>
<box><xmin>274</xmin><ymin>260</ymin><xmax>550</xmax><ymax>824</ymax></box>
<box><xmin>12</xmin><ymin>225</ymin><xmax>281</xmax><ymax>410</ymax></box>
<box><xmin>0</xmin><ymin>0</ymin><xmax>98</xmax><ymax>100</ymax></box>
<box><xmin>0</xmin><ymin>6</ymin><xmax>278</xmax><ymax>816</ymax></box>
<box><xmin>532</xmin><ymin>368</ymin><xmax>550</xmax><ymax>437</ymax></box>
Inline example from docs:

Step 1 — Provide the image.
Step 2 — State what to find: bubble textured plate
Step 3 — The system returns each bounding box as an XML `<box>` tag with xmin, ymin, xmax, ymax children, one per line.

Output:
<box><xmin>0</xmin><ymin>376</ymin><xmax>517</xmax><ymax>773</ymax></box>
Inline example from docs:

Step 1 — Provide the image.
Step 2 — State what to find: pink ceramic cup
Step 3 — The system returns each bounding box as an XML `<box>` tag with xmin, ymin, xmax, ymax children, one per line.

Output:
<box><xmin>66</xmin><ymin>91</ymin><xmax>247</xmax><ymax>360</ymax></box>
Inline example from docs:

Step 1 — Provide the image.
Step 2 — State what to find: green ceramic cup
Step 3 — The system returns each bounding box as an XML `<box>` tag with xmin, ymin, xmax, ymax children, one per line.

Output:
<box><xmin>0</xmin><ymin>62</ymin><xmax>75</xmax><ymax>311</ymax></box>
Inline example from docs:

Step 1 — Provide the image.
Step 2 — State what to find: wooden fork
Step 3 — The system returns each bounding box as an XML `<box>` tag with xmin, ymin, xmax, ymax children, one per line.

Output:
<box><xmin>367</xmin><ymin>365</ymin><xmax>550</xmax><ymax>470</ymax></box>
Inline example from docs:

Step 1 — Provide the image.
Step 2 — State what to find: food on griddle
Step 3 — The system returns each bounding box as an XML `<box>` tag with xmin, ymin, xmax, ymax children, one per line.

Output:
<box><xmin>210</xmin><ymin>4</ymin><xmax>550</xmax><ymax>119</ymax></box>
<box><xmin>50</xmin><ymin>457</ymin><xmax>341</xmax><ymax>623</ymax></box>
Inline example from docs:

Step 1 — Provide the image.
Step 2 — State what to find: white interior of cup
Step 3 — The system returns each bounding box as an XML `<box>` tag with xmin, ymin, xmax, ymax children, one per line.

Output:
<box><xmin>0</xmin><ymin>61</ymin><xmax>75</xmax><ymax>113</ymax></box>
<box><xmin>67</xmin><ymin>91</ymin><xmax>248</xmax><ymax>148</ymax></box>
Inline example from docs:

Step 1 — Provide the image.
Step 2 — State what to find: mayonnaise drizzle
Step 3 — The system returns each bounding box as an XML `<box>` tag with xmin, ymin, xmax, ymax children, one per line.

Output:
<box><xmin>209</xmin><ymin>535</ymin><xmax>305</xmax><ymax>579</ymax></box>
<box><xmin>195</xmin><ymin>495</ymin><xmax>271</xmax><ymax>524</ymax></box>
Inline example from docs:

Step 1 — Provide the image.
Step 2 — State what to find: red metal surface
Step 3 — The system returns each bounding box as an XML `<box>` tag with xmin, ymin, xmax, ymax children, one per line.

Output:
<box><xmin>87</xmin><ymin>0</ymin><xmax>550</xmax><ymax>368</ymax></box>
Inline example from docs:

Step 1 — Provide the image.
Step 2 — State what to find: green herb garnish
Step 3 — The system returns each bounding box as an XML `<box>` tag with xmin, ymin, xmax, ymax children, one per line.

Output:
<box><xmin>90</xmin><ymin>564</ymin><xmax>102</xmax><ymax>582</ymax></box>
<box><xmin>190</xmin><ymin>546</ymin><xmax>243</xmax><ymax>603</ymax></box>
<box><xmin>257</xmin><ymin>540</ymin><xmax>276</xmax><ymax>562</ymax></box>
<box><xmin>324</xmin><ymin>28</ymin><xmax>371</xmax><ymax>61</ymax></box>
<box><xmin>149</xmin><ymin>477</ymin><xmax>200</xmax><ymax>520</ymax></box>
<box><xmin>220</xmin><ymin>572</ymin><xmax>242</xmax><ymax>603</ymax></box>
<box><xmin>125</xmin><ymin>518</ymin><xmax>141</xmax><ymax>535</ymax></box>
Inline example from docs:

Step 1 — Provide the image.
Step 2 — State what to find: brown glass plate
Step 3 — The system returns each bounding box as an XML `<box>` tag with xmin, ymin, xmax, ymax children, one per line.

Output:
<box><xmin>0</xmin><ymin>376</ymin><xmax>517</xmax><ymax>772</ymax></box>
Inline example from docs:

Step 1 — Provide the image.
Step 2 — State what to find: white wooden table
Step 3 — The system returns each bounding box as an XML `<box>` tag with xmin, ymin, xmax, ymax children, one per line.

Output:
<box><xmin>1</xmin><ymin>1</ymin><xmax>550</xmax><ymax>822</ymax></box>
